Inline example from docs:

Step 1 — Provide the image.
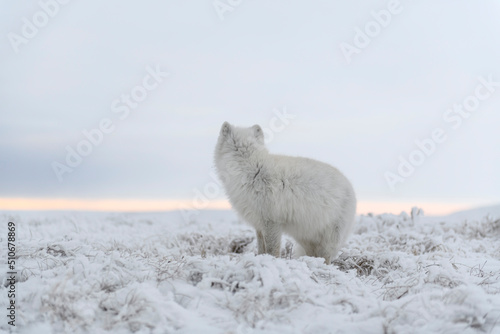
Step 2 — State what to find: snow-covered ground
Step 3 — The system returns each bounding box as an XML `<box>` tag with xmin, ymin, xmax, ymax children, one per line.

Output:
<box><xmin>1</xmin><ymin>206</ymin><xmax>500</xmax><ymax>333</ymax></box>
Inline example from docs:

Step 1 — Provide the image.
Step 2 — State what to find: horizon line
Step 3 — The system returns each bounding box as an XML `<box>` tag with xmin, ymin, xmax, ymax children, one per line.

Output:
<box><xmin>0</xmin><ymin>197</ymin><xmax>494</xmax><ymax>216</ymax></box>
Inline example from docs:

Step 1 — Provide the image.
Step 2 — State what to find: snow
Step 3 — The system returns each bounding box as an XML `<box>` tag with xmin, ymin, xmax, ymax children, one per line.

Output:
<box><xmin>1</xmin><ymin>207</ymin><xmax>500</xmax><ymax>333</ymax></box>
<box><xmin>446</xmin><ymin>204</ymin><xmax>500</xmax><ymax>222</ymax></box>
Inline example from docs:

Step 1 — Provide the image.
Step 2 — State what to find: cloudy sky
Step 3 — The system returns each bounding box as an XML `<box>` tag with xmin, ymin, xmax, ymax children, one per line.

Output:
<box><xmin>1</xmin><ymin>1</ymin><xmax>499</xmax><ymax>214</ymax></box>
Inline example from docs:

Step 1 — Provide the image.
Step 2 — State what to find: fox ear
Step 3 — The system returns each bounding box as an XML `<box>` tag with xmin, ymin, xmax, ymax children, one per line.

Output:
<box><xmin>221</xmin><ymin>122</ymin><xmax>232</xmax><ymax>137</ymax></box>
<box><xmin>252</xmin><ymin>124</ymin><xmax>264</xmax><ymax>142</ymax></box>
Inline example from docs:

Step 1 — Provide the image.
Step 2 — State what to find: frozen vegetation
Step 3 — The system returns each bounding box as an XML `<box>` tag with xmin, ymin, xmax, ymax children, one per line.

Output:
<box><xmin>1</xmin><ymin>206</ymin><xmax>500</xmax><ymax>333</ymax></box>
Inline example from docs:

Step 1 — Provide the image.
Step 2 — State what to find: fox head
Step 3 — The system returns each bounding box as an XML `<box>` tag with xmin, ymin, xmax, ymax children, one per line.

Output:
<box><xmin>215</xmin><ymin>122</ymin><xmax>266</xmax><ymax>159</ymax></box>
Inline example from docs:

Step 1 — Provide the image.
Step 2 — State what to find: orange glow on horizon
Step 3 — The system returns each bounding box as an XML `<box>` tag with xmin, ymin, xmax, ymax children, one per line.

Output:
<box><xmin>0</xmin><ymin>198</ymin><xmax>231</xmax><ymax>212</ymax></box>
<box><xmin>0</xmin><ymin>197</ymin><xmax>478</xmax><ymax>216</ymax></box>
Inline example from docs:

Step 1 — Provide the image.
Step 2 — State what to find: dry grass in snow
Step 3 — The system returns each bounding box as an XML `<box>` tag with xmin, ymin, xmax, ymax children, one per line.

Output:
<box><xmin>1</xmin><ymin>208</ymin><xmax>500</xmax><ymax>333</ymax></box>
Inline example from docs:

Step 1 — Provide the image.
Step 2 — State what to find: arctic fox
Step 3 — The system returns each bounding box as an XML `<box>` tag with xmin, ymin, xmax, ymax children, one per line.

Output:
<box><xmin>214</xmin><ymin>122</ymin><xmax>357</xmax><ymax>264</ymax></box>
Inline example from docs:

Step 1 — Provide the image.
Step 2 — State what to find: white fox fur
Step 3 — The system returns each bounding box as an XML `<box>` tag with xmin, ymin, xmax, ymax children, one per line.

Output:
<box><xmin>214</xmin><ymin>122</ymin><xmax>356</xmax><ymax>264</ymax></box>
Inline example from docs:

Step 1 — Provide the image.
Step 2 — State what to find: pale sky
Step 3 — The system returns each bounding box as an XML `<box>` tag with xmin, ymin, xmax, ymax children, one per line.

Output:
<box><xmin>1</xmin><ymin>1</ymin><xmax>499</xmax><ymax>214</ymax></box>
